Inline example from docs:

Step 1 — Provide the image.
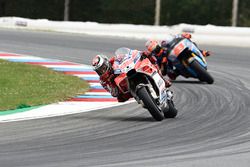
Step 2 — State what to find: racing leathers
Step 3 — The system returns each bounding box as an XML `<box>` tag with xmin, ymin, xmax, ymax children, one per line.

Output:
<box><xmin>99</xmin><ymin>57</ymin><xmax>131</xmax><ymax>102</ymax></box>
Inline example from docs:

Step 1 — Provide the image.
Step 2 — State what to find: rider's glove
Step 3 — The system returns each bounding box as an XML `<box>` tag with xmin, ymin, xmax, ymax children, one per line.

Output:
<box><xmin>202</xmin><ymin>50</ymin><xmax>211</xmax><ymax>57</ymax></box>
<box><xmin>161</xmin><ymin>40</ymin><xmax>168</xmax><ymax>47</ymax></box>
<box><xmin>141</xmin><ymin>51</ymin><xmax>149</xmax><ymax>59</ymax></box>
<box><xmin>149</xmin><ymin>56</ymin><xmax>157</xmax><ymax>64</ymax></box>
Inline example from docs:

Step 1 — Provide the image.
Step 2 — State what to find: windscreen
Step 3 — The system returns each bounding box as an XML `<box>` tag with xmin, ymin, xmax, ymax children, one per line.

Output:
<box><xmin>114</xmin><ymin>47</ymin><xmax>131</xmax><ymax>62</ymax></box>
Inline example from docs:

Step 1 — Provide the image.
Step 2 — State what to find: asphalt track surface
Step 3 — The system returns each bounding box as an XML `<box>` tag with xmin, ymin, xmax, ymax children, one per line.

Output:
<box><xmin>0</xmin><ymin>28</ymin><xmax>250</xmax><ymax>167</ymax></box>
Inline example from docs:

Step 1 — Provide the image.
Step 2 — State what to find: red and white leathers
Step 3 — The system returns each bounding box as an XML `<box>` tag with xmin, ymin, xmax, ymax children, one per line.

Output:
<box><xmin>99</xmin><ymin>57</ymin><xmax>131</xmax><ymax>102</ymax></box>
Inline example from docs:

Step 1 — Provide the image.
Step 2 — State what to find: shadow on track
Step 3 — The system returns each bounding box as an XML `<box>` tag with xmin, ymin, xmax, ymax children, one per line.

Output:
<box><xmin>72</xmin><ymin>114</ymin><xmax>156</xmax><ymax>122</ymax></box>
<box><xmin>172</xmin><ymin>80</ymin><xmax>206</xmax><ymax>84</ymax></box>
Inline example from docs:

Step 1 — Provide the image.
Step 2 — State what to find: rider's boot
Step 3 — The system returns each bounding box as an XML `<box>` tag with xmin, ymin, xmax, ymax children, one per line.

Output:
<box><xmin>158</xmin><ymin>66</ymin><xmax>172</xmax><ymax>88</ymax></box>
<box><xmin>167</xmin><ymin>70</ymin><xmax>179</xmax><ymax>81</ymax></box>
<box><xmin>164</xmin><ymin>79</ymin><xmax>172</xmax><ymax>88</ymax></box>
<box><xmin>168</xmin><ymin>72</ymin><xmax>177</xmax><ymax>81</ymax></box>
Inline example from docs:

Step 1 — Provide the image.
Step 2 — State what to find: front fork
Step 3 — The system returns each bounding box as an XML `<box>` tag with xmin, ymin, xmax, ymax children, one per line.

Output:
<box><xmin>134</xmin><ymin>83</ymin><xmax>153</xmax><ymax>102</ymax></box>
<box><xmin>135</xmin><ymin>84</ymin><xmax>174</xmax><ymax>110</ymax></box>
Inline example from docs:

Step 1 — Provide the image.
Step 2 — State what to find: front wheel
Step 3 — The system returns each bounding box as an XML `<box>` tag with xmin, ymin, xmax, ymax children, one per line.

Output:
<box><xmin>190</xmin><ymin>60</ymin><xmax>214</xmax><ymax>84</ymax></box>
<box><xmin>137</xmin><ymin>87</ymin><xmax>164</xmax><ymax>121</ymax></box>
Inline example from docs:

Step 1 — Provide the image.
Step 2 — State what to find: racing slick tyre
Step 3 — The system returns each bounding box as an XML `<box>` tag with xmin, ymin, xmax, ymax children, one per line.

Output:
<box><xmin>190</xmin><ymin>60</ymin><xmax>214</xmax><ymax>84</ymax></box>
<box><xmin>137</xmin><ymin>87</ymin><xmax>164</xmax><ymax>121</ymax></box>
<box><xmin>163</xmin><ymin>100</ymin><xmax>178</xmax><ymax>118</ymax></box>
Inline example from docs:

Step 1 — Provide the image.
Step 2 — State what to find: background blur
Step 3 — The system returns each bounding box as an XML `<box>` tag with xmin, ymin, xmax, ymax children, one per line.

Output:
<box><xmin>0</xmin><ymin>0</ymin><xmax>249</xmax><ymax>27</ymax></box>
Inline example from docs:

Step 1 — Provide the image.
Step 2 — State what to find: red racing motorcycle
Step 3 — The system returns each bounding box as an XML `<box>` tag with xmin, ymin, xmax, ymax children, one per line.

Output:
<box><xmin>113</xmin><ymin>47</ymin><xmax>178</xmax><ymax>121</ymax></box>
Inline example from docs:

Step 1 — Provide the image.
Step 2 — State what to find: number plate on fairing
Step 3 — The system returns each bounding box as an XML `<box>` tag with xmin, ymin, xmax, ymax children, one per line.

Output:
<box><xmin>152</xmin><ymin>72</ymin><xmax>165</xmax><ymax>91</ymax></box>
<box><xmin>152</xmin><ymin>72</ymin><xmax>168</xmax><ymax>103</ymax></box>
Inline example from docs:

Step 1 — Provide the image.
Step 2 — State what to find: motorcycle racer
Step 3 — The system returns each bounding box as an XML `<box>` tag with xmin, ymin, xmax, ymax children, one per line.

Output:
<box><xmin>92</xmin><ymin>54</ymin><xmax>131</xmax><ymax>102</ymax></box>
<box><xmin>92</xmin><ymin>48</ymin><xmax>172</xmax><ymax>102</ymax></box>
<box><xmin>145</xmin><ymin>33</ymin><xmax>210</xmax><ymax>80</ymax></box>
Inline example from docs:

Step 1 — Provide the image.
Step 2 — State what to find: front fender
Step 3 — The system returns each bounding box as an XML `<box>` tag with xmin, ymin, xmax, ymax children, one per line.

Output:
<box><xmin>135</xmin><ymin>83</ymin><xmax>147</xmax><ymax>93</ymax></box>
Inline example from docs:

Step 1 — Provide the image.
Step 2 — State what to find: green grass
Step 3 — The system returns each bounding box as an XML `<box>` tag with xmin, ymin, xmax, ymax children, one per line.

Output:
<box><xmin>0</xmin><ymin>59</ymin><xmax>89</xmax><ymax>111</ymax></box>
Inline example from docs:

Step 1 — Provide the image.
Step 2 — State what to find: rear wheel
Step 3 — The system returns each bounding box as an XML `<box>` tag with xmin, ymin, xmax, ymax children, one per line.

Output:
<box><xmin>190</xmin><ymin>60</ymin><xmax>214</xmax><ymax>84</ymax></box>
<box><xmin>163</xmin><ymin>100</ymin><xmax>178</xmax><ymax>118</ymax></box>
<box><xmin>137</xmin><ymin>87</ymin><xmax>164</xmax><ymax>121</ymax></box>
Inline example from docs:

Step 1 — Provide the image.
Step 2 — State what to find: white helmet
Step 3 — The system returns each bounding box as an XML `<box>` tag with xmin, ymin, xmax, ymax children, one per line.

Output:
<box><xmin>92</xmin><ymin>54</ymin><xmax>111</xmax><ymax>76</ymax></box>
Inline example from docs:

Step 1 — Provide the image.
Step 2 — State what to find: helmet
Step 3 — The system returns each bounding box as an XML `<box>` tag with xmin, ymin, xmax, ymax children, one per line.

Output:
<box><xmin>92</xmin><ymin>54</ymin><xmax>111</xmax><ymax>76</ymax></box>
<box><xmin>145</xmin><ymin>39</ymin><xmax>161</xmax><ymax>54</ymax></box>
